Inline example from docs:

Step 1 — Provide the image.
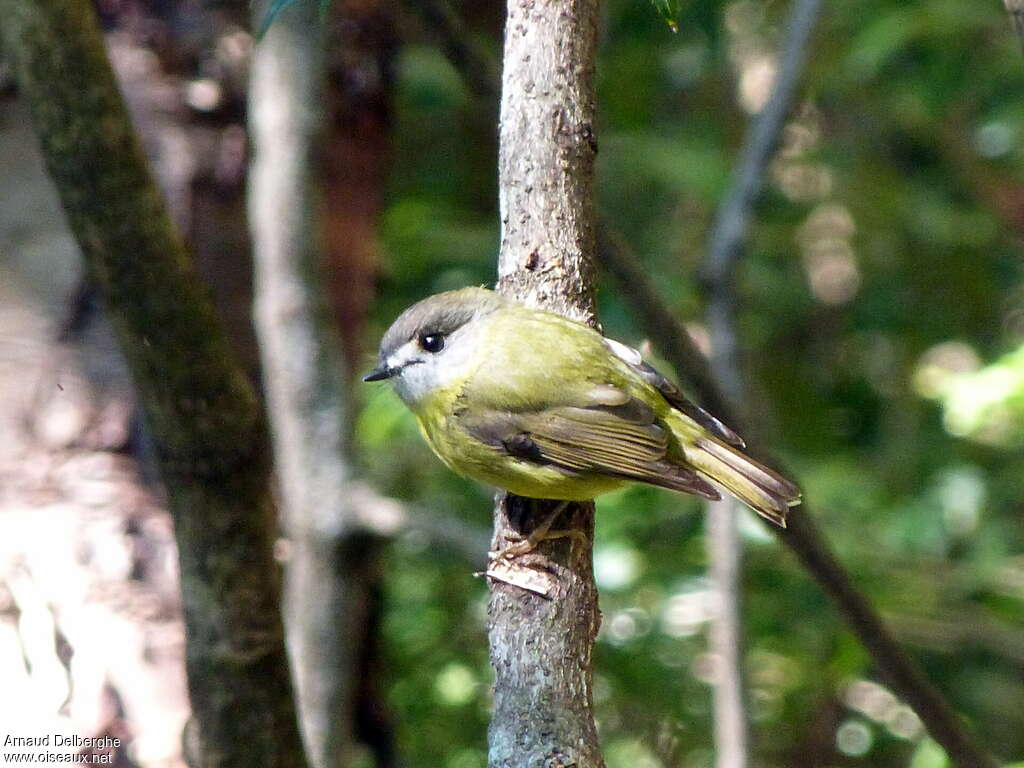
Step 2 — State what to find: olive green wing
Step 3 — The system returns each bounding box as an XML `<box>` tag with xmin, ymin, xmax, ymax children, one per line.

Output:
<box><xmin>460</xmin><ymin>394</ymin><xmax>720</xmax><ymax>501</ymax></box>
<box><xmin>471</xmin><ymin>307</ymin><xmax>742</xmax><ymax>449</ymax></box>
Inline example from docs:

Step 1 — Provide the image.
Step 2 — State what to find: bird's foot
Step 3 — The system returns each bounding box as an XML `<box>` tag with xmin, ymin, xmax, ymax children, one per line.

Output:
<box><xmin>491</xmin><ymin>528</ymin><xmax>591</xmax><ymax>563</ymax></box>
<box><xmin>484</xmin><ymin>501</ymin><xmax>592</xmax><ymax>597</ymax></box>
<box><xmin>488</xmin><ymin>501</ymin><xmax>589</xmax><ymax>564</ymax></box>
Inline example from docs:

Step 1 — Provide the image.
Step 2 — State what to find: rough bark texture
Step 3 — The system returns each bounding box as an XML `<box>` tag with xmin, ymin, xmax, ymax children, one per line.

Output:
<box><xmin>0</xmin><ymin>2</ymin><xmax>307</xmax><ymax>767</ymax></box>
<box><xmin>488</xmin><ymin>498</ymin><xmax>603</xmax><ymax>768</ymax></box>
<box><xmin>489</xmin><ymin>1</ymin><xmax>604</xmax><ymax>766</ymax></box>
<box><xmin>249</xmin><ymin>3</ymin><xmax>377</xmax><ymax>766</ymax></box>
<box><xmin>495</xmin><ymin>0</ymin><xmax>600</xmax><ymax>327</ymax></box>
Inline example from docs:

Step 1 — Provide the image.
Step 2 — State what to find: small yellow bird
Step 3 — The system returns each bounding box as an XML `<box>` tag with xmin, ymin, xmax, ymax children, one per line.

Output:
<box><xmin>364</xmin><ymin>287</ymin><xmax>800</xmax><ymax>527</ymax></box>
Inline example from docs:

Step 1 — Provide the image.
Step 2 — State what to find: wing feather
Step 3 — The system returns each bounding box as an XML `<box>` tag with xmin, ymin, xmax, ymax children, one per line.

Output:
<box><xmin>461</xmin><ymin>397</ymin><xmax>720</xmax><ymax>501</ymax></box>
<box><xmin>450</xmin><ymin>306</ymin><xmax>793</xmax><ymax>522</ymax></box>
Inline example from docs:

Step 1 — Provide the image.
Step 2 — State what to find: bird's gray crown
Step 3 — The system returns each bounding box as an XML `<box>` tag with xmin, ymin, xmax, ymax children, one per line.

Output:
<box><xmin>377</xmin><ymin>287</ymin><xmax>508</xmax><ymax>364</ymax></box>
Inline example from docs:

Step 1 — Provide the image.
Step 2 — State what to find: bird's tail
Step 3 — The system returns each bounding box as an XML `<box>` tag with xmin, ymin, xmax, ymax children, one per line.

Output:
<box><xmin>682</xmin><ymin>436</ymin><xmax>801</xmax><ymax>527</ymax></box>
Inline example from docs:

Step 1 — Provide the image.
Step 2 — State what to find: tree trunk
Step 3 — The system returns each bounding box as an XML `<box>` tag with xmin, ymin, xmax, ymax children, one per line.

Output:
<box><xmin>488</xmin><ymin>1</ymin><xmax>604</xmax><ymax>766</ymax></box>
<box><xmin>248</xmin><ymin>3</ymin><xmax>378</xmax><ymax>766</ymax></box>
<box><xmin>323</xmin><ymin>5</ymin><xmax>400</xmax><ymax>764</ymax></box>
<box><xmin>0</xmin><ymin>2</ymin><xmax>307</xmax><ymax>766</ymax></box>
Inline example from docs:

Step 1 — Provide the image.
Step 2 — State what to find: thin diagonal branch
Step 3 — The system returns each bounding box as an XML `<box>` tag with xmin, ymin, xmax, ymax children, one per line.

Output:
<box><xmin>598</xmin><ymin>223</ymin><xmax>729</xmax><ymax>416</ymax></box>
<box><xmin>400</xmin><ymin>0</ymin><xmax>500</xmax><ymax>105</ymax></box>
<box><xmin>701</xmin><ymin>3</ymin><xmax>824</xmax><ymax>765</ymax></box>
<box><xmin>598</xmin><ymin>237</ymin><xmax>997</xmax><ymax>768</ymax></box>
<box><xmin>702</xmin><ymin>0</ymin><xmax>823</xmax><ymax>411</ymax></box>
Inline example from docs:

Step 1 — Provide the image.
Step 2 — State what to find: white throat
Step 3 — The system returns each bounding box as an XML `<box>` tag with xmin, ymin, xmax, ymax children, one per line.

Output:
<box><xmin>387</xmin><ymin>321</ymin><xmax>484</xmax><ymax>408</ymax></box>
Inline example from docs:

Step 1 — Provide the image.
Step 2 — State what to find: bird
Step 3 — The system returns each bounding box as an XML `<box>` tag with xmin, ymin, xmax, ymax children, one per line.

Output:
<box><xmin>363</xmin><ymin>287</ymin><xmax>800</xmax><ymax>538</ymax></box>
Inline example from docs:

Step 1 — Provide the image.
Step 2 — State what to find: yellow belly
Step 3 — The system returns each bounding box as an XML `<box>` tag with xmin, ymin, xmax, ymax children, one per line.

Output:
<box><xmin>454</xmin><ymin>453</ymin><xmax>627</xmax><ymax>500</ymax></box>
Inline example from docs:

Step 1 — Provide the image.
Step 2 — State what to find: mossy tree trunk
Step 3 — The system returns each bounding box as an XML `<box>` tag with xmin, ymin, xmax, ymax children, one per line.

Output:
<box><xmin>0</xmin><ymin>2</ymin><xmax>306</xmax><ymax>766</ymax></box>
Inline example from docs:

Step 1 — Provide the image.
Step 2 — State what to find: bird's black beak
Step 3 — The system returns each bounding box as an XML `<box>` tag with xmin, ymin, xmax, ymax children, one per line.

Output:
<box><xmin>362</xmin><ymin>365</ymin><xmax>397</xmax><ymax>382</ymax></box>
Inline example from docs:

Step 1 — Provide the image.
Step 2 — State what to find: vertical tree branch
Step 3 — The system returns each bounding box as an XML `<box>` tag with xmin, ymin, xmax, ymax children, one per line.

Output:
<box><xmin>706</xmin><ymin>497</ymin><xmax>749</xmax><ymax>768</ymax></box>
<box><xmin>489</xmin><ymin>0</ymin><xmax>604</xmax><ymax>766</ymax></box>
<box><xmin>249</xmin><ymin>3</ymin><xmax>367</xmax><ymax>766</ymax></box>
<box><xmin>0</xmin><ymin>1</ymin><xmax>307</xmax><ymax>766</ymax></box>
<box><xmin>701</xmin><ymin>2</ymin><xmax>824</xmax><ymax>764</ymax></box>
<box><xmin>495</xmin><ymin>0</ymin><xmax>600</xmax><ymax>324</ymax></box>
<box><xmin>701</xmin><ymin>0</ymin><xmax>823</xmax><ymax>412</ymax></box>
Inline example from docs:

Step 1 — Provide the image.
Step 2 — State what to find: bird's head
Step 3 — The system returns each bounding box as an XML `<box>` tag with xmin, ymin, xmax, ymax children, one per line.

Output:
<box><xmin>364</xmin><ymin>287</ymin><xmax>507</xmax><ymax>408</ymax></box>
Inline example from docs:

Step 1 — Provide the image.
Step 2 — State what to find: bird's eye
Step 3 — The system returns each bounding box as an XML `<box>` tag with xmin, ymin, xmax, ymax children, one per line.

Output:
<box><xmin>418</xmin><ymin>334</ymin><xmax>445</xmax><ymax>353</ymax></box>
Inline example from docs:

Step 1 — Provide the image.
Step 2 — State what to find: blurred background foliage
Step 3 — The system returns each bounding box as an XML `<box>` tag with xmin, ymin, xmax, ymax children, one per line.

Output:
<box><xmin>2</xmin><ymin>0</ymin><xmax>1022</xmax><ymax>765</ymax></box>
<box><xmin>356</xmin><ymin>0</ymin><xmax>1024</xmax><ymax>766</ymax></box>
